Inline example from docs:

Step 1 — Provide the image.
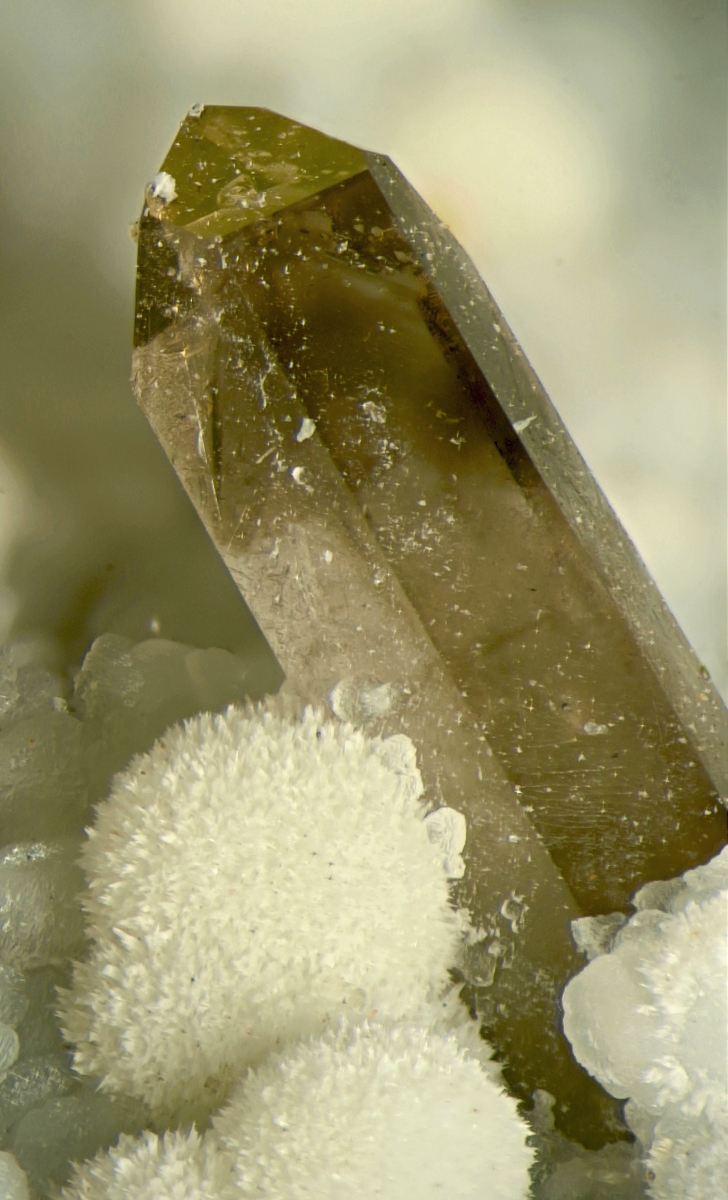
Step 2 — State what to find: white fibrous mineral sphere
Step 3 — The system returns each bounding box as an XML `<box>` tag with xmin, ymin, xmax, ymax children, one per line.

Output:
<box><xmin>59</xmin><ymin>703</ymin><xmax>463</xmax><ymax>1117</ymax></box>
<box><xmin>59</xmin><ymin>1129</ymin><xmax>235</xmax><ymax>1200</ymax></box>
<box><xmin>562</xmin><ymin>845</ymin><xmax>728</xmax><ymax>1200</ymax></box>
<box><xmin>212</xmin><ymin>1020</ymin><xmax>534</xmax><ymax>1200</ymax></box>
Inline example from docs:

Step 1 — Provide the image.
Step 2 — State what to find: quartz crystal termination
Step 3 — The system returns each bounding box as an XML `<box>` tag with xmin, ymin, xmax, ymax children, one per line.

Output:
<box><xmin>132</xmin><ymin>106</ymin><xmax>727</xmax><ymax>1146</ymax></box>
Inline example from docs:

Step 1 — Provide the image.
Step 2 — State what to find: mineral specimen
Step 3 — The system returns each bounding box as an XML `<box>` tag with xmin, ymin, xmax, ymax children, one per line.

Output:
<box><xmin>132</xmin><ymin>104</ymin><xmax>727</xmax><ymax>1144</ymax></box>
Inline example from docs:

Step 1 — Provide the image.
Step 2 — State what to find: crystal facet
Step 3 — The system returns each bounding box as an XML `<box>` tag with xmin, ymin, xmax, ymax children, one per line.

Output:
<box><xmin>132</xmin><ymin>105</ymin><xmax>728</xmax><ymax>1145</ymax></box>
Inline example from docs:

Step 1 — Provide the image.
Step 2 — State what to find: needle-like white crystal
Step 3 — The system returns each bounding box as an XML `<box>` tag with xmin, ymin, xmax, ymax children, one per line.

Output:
<box><xmin>60</xmin><ymin>701</ymin><xmax>464</xmax><ymax>1121</ymax></box>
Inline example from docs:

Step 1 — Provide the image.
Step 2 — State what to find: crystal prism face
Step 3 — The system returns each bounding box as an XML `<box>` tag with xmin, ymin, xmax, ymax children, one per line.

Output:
<box><xmin>215</xmin><ymin>169</ymin><xmax>726</xmax><ymax>909</ymax></box>
<box><xmin>133</xmin><ymin>106</ymin><xmax>727</xmax><ymax>1144</ymax></box>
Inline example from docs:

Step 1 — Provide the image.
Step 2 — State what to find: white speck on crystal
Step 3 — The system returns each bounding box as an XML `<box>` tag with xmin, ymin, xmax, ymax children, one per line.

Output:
<box><xmin>322</xmin><ymin>549</ymin><xmax>333</xmax><ymax>564</ymax></box>
<box><xmin>425</xmin><ymin>807</ymin><xmax>466</xmax><ymax>879</ymax></box>
<box><xmin>513</xmin><ymin>415</ymin><xmax>537</xmax><ymax>434</ymax></box>
<box><xmin>583</xmin><ymin>720</ymin><xmax>608</xmax><ymax>735</ymax></box>
<box><xmin>500</xmin><ymin>893</ymin><xmax>528</xmax><ymax>934</ymax></box>
<box><xmin>295</xmin><ymin>417</ymin><xmax>316</xmax><ymax>442</ymax></box>
<box><xmin>361</xmin><ymin>400</ymin><xmax>386</xmax><ymax>424</ymax></box>
<box><xmin>145</xmin><ymin>172</ymin><xmax>177</xmax><ymax>205</ymax></box>
<box><xmin>329</xmin><ymin>677</ymin><xmax>399</xmax><ymax>725</ymax></box>
<box><xmin>290</xmin><ymin>465</ymin><xmax>309</xmax><ymax>487</ymax></box>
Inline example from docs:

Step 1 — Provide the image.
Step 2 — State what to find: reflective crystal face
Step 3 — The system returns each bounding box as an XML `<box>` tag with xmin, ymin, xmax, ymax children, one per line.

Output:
<box><xmin>133</xmin><ymin>105</ymin><xmax>727</xmax><ymax>1146</ymax></box>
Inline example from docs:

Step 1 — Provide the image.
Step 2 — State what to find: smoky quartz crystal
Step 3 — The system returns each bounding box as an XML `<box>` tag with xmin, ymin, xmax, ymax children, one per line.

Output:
<box><xmin>132</xmin><ymin>105</ymin><xmax>727</xmax><ymax>1147</ymax></box>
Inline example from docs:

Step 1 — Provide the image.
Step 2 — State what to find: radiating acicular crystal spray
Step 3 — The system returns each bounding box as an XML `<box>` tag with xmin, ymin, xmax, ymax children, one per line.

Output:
<box><xmin>132</xmin><ymin>105</ymin><xmax>728</xmax><ymax>1145</ymax></box>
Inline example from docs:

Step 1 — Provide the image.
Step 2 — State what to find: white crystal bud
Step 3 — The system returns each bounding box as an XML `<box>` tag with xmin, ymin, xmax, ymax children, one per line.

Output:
<box><xmin>146</xmin><ymin>172</ymin><xmax>177</xmax><ymax>206</ymax></box>
<box><xmin>295</xmin><ymin>417</ymin><xmax>316</xmax><ymax>442</ymax></box>
<box><xmin>329</xmin><ymin>677</ymin><xmax>399</xmax><ymax>725</ymax></box>
<box><xmin>425</xmin><ymin>806</ymin><xmax>467</xmax><ymax>878</ymax></box>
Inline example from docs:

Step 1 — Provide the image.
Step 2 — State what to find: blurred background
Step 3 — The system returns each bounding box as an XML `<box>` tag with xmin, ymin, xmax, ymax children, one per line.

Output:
<box><xmin>0</xmin><ymin>0</ymin><xmax>725</xmax><ymax>696</ymax></box>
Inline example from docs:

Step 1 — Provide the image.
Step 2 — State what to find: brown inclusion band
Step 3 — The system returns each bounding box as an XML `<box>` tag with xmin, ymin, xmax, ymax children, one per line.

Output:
<box><xmin>133</xmin><ymin>105</ymin><xmax>727</xmax><ymax>1146</ymax></box>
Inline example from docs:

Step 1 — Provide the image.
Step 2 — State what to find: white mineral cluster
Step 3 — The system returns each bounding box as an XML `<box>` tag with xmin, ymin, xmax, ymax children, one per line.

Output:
<box><xmin>59</xmin><ymin>1020</ymin><xmax>533</xmax><ymax>1200</ymax></box>
<box><xmin>0</xmin><ymin>635</ymin><xmax>258</xmax><ymax>1196</ymax></box>
<box><xmin>212</xmin><ymin>1020</ymin><xmax>533</xmax><ymax>1200</ymax></box>
<box><xmin>59</xmin><ymin>701</ymin><xmax>464</xmax><ymax>1120</ymax></box>
<box><xmin>562</xmin><ymin>845</ymin><xmax>728</xmax><ymax>1199</ymax></box>
<box><xmin>59</xmin><ymin>1129</ymin><xmax>236</xmax><ymax>1200</ymax></box>
<box><xmin>0</xmin><ymin>630</ymin><xmax>538</xmax><ymax>1198</ymax></box>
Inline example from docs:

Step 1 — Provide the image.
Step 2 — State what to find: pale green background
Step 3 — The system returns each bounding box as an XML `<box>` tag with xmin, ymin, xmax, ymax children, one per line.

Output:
<box><xmin>0</xmin><ymin>0</ymin><xmax>725</xmax><ymax>695</ymax></box>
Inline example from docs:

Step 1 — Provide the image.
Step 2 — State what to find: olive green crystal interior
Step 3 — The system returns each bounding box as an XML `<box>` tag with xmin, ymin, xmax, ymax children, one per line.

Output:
<box><xmin>132</xmin><ymin>106</ymin><xmax>727</xmax><ymax>1148</ymax></box>
<box><xmin>229</xmin><ymin>170</ymin><xmax>726</xmax><ymax>913</ymax></box>
<box><xmin>134</xmin><ymin>106</ymin><xmax>366</xmax><ymax>347</ymax></box>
